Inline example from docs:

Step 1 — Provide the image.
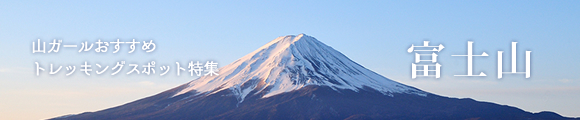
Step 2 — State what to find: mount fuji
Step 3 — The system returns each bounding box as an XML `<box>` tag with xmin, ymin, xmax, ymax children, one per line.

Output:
<box><xmin>52</xmin><ymin>34</ymin><xmax>575</xmax><ymax>120</ymax></box>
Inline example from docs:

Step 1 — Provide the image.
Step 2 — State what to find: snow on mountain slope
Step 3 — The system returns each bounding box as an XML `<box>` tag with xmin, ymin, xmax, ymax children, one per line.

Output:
<box><xmin>173</xmin><ymin>34</ymin><xmax>427</xmax><ymax>102</ymax></box>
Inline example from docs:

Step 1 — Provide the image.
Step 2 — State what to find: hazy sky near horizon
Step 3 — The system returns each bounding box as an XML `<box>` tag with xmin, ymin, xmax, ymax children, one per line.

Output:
<box><xmin>1</xmin><ymin>1</ymin><xmax>579</xmax><ymax>119</ymax></box>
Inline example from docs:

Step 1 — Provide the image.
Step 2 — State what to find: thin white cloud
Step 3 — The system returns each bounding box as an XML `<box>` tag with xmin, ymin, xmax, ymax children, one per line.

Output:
<box><xmin>0</xmin><ymin>68</ymin><xmax>10</xmax><ymax>73</ymax></box>
<box><xmin>559</xmin><ymin>79</ymin><xmax>572</xmax><ymax>83</ymax></box>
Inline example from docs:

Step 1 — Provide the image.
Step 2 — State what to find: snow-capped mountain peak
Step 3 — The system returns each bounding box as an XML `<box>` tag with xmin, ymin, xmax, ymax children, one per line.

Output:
<box><xmin>173</xmin><ymin>34</ymin><xmax>427</xmax><ymax>102</ymax></box>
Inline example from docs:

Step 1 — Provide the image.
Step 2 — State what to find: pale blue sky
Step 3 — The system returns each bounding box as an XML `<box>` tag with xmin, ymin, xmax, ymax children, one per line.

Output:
<box><xmin>0</xmin><ymin>0</ymin><xmax>579</xmax><ymax>119</ymax></box>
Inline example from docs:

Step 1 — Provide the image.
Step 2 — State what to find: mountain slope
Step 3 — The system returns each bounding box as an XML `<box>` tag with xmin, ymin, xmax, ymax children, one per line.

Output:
<box><xmin>51</xmin><ymin>34</ymin><xmax>576</xmax><ymax>120</ymax></box>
